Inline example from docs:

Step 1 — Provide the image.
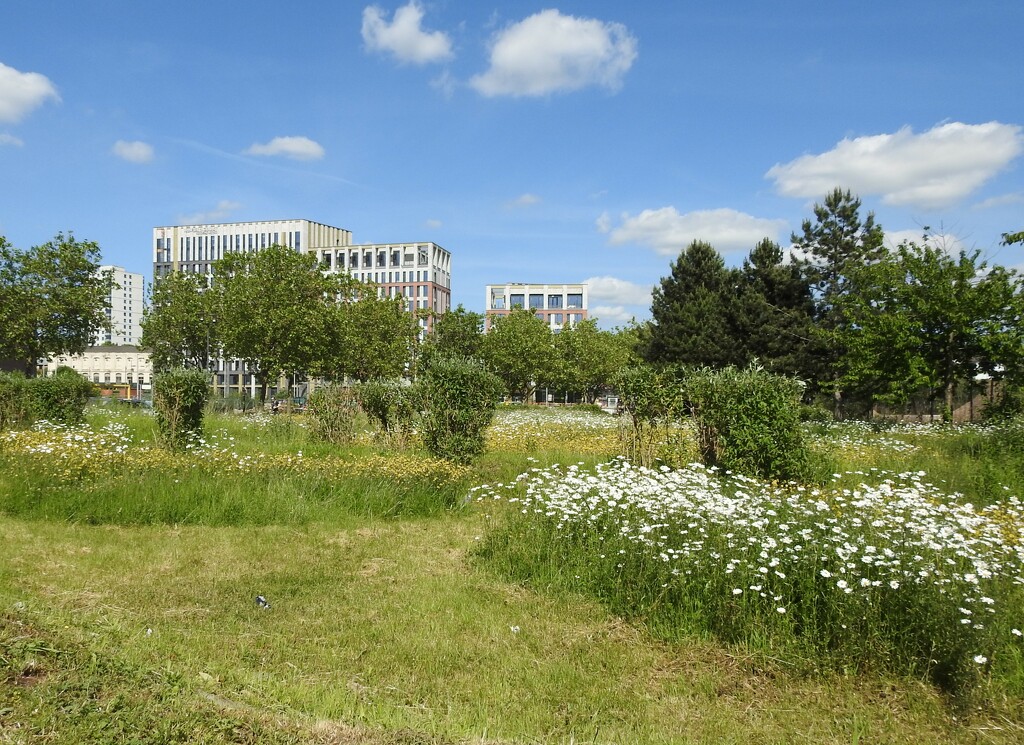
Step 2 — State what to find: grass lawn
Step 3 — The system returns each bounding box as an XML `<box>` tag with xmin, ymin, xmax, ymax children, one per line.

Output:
<box><xmin>1</xmin><ymin>405</ymin><xmax>1023</xmax><ymax>743</ymax></box>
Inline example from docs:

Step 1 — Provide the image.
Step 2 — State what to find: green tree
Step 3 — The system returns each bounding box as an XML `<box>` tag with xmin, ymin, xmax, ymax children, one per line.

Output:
<box><xmin>0</xmin><ymin>233</ymin><xmax>112</xmax><ymax>372</ymax></box>
<box><xmin>645</xmin><ymin>240</ymin><xmax>742</xmax><ymax>367</ymax></box>
<box><xmin>553</xmin><ymin>318</ymin><xmax>633</xmax><ymax>402</ymax></box>
<box><xmin>481</xmin><ymin>308</ymin><xmax>554</xmax><ymax>402</ymax></box>
<box><xmin>215</xmin><ymin>244</ymin><xmax>341</xmax><ymax>402</ymax></box>
<box><xmin>735</xmin><ymin>238</ymin><xmax>817</xmax><ymax>378</ymax></box>
<box><xmin>791</xmin><ymin>188</ymin><xmax>885</xmax><ymax>415</ymax></box>
<box><xmin>324</xmin><ymin>293</ymin><xmax>419</xmax><ymax>382</ymax></box>
<box><xmin>141</xmin><ymin>271</ymin><xmax>220</xmax><ymax>372</ymax></box>
<box><xmin>419</xmin><ymin>304</ymin><xmax>484</xmax><ymax>371</ymax></box>
<box><xmin>841</xmin><ymin>242</ymin><xmax>1024</xmax><ymax>417</ymax></box>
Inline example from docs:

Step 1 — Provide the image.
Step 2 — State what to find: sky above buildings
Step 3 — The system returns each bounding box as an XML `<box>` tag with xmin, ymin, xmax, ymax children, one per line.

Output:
<box><xmin>1</xmin><ymin>1</ymin><xmax>1022</xmax><ymax>325</ymax></box>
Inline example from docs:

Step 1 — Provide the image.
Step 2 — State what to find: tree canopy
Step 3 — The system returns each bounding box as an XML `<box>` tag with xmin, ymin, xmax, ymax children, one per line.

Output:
<box><xmin>0</xmin><ymin>233</ymin><xmax>112</xmax><ymax>372</ymax></box>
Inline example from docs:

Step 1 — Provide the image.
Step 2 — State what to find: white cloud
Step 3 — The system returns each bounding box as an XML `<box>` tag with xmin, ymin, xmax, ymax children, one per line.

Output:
<box><xmin>605</xmin><ymin>207</ymin><xmax>787</xmax><ymax>255</ymax></box>
<box><xmin>507</xmin><ymin>193</ymin><xmax>540</xmax><ymax>208</ymax></box>
<box><xmin>766</xmin><ymin>122</ymin><xmax>1024</xmax><ymax>210</ymax></box>
<box><xmin>111</xmin><ymin>139</ymin><xmax>154</xmax><ymax>164</ymax></box>
<box><xmin>425</xmin><ymin>218</ymin><xmax>442</xmax><ymax>228</ymax></box>
<box><xmin>362</xmin><ymin>2</ymin><xmax>453</xmax><ymax>65</ymax></box>
<box><xmin>589</xmin><ymin>305</ymin><xmax>635</xmax><ymax>325</ymax></box>
<box><xmin>973</xmin><ymin>192</ymin><xmax>1024</xmax><ymax>210</ymax></box>
<box><xmin>470</xmin><ymin>9</ymin><xmax>637</xmax><ymax>97</ymax></box>
<box><xmin>0</xmin><ymin>62</ymin><xmax>59</xmax><ymax>123</ymax></box>
<box><xmin>583</xmin><ymin>275</ymin><xmax>652</xmax><ymax>307</ymax></box>
<box><xmin>245</xmin><ymin>136</ymin><xmax>325</xmax><ymax>161</ymax></box>
<box><xmin>178</xmin><ymin>200</ymin><xmax>243</xmax><ymax>225</ymax></box>
<box><xmin>884</xmin><ymin>229</ymin><xmax>964</xmax><ymax>254</ymax></box>
<box><xmin>0</xmin><ymin>133</ymin><xmax>23</xmax><ymax>147</ymax></box>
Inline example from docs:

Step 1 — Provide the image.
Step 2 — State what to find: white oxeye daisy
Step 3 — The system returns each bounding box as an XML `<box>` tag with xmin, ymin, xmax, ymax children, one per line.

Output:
<box><xmin>973</xmin><ymin>655</ymin><xmax>987</xmax><ymax>664</ymax></box>
<box><xmin>1012</xmin><ymin>629</ymin><xmax>1022</xmax><ymax>637</ymax></box>
<box><xmin>732</xmin><ymin>588</ymin><xmax>743</xmax><ymax>595</ymax></box>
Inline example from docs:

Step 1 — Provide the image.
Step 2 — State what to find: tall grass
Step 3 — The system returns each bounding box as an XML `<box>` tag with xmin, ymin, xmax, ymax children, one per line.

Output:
<box><xmin>474</xmin><ymin>458</ymin><xmax>1024</xmax><ymax>699</ymax></box>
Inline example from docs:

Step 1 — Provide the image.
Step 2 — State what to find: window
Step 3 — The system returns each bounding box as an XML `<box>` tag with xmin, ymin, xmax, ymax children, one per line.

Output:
<box><xmin>378</xmin><ymin>250</ymin><xmax>386</xmax><ymax>266</ymax></box>
<box><xmin>391</xmin><ymin>249</ymin><xmax>401</xmax><ymax>266</ymax></box>
<box><xmin>349</xmin><ymin>253</ymin><xmax>358</xmax><ymax>268</ymax></box>
<box><xmin>491</xmin><ymin>294</ymin><xmax>505</xmax><ymax>310</ymax></box>
<box><xmin>529</xmin><ymin>294</ymin><xmax>544</xmax><ymax>309</ymax></box>
<box><xmin>322</xmin><ymin>253</ymin><xmax>332</xmax><ymax>268</ymax></box>
<box><xmin>295</xmin><ymin>231</ymin><xmax>301</xmax><ymax>249</ymax></box>
<box><xmin>552</xmin><ymin>313</ymin><xmax>563</xmax><ymax>324</ymax></box>
<box><xmin>547</xmin><ymin>294</ymin><xmax>563</xmax><ymax>309</ymax></box>
<box><xmin>510</xmin><ymin>294</ymin><xmax>524</xmax><ymax>309</ymax></box>
<box><xmin>569</xmin><ymin>313</ymin><xmax>583</xmax><ymax>324</ymax></box>
<box><xmin>363</xmin><ymin>252</ymin><xmax>372</xmax><ymax>268</ymax></box>
<box><xmin>567</xmin><ymin>293</ymin><xmax>583</xmax><ymax>308</ymax></box>
<box><xmin>418</xmin><ymin>246</ymin><xmax>429</xmax><ymax>266</ymax></box>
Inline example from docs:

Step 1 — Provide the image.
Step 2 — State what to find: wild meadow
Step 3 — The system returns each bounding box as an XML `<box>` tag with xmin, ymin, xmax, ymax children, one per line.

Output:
<box><xmin>2</xmin><ymin>403</ymin><xmax>1024</xmax><ymax>743</ymax></box>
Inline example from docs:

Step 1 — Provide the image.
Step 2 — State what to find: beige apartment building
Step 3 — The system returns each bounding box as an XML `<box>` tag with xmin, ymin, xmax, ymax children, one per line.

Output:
<box><xmin>485</xmin><ymin>283</ymin><xmax>588</xmax><ymax>331</ymax></box>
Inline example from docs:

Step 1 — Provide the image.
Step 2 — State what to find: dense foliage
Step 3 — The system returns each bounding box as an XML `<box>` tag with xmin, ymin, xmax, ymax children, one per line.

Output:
<box><xmin>153</xmin><ymin>368</ymin><xmax>210</xmax><ymax>451</ymax></box>
<box><xmin>0</xmin><ymin>233</ymin><xmax>112</xmax><ymax>369</ymax></box>
<box><xmin>417</xmin><ymin>356</ymin><xmax>504</xmax><ymax>463</ymax></box>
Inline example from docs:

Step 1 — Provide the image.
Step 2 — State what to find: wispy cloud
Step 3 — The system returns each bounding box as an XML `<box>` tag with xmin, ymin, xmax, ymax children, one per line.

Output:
<box><xmin>244</xmin><ymin>136</ymin><xmax>325</xmax><ymax>161</ymax></box>
<box><xmin>0</xmin><ymin>133</ymin><xmax>23</xmax><ymax>147</ymax></box>
<box><xmin>767</xmin><ymin>122</ymin><xmax>1024</xmax><ymax>210</ymax></box>
<box><xmin>506</xmin><ymin>193</ymin><xmax>541</xmax><ymax>208</ymax></box>
<box><xmin>111</xmin><ymin>139</ymin><xmax>154</xmax><ymax>164</ymax></box>
<box><xmin>0</xmin><ymin>61</ymin><xmax>59</xmax><ymax>123</ymax></box>
<box><xmin>470</xmin><ymin>10</ymin><xmax>637</xmax><ymax>97</ymax></box>
<box><xmin>584</xmin><ymin>275</ymin><xmax>652</xmax><ymax>306</ymax></box>
<box><xmin>602</xmin><ymin>207</ymin><xmax>786</xmax><ymax>256</ymax></box>
<box><xmin>178</xmin><ymin>200</ymin><xmax>243</xmax><ymax>225</ymax></box>
<box><xmin>362</xmin><ymin>2</ymin><xmax>453</xmax><ymax>65</ymax></box>
<box><xmin>425</xmin><ymin>218</ymin><xmax>442</xmax><ymax>229</ymax></box>
<box><xmin>973</xmin><ymin>192</ymin><xmax>1024</xmax><ymax>210</ymax></box>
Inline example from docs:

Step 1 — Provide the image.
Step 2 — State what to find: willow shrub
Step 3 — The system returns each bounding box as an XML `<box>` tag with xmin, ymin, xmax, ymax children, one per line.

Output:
<box><xmin>0</xmin><ymin>372</ymin><xmax>31</xmax><ymax>430</ymax></box>
<box><xmin>30</xmin><ymin>367</ymin><xmax>94</xmax><ymax>425</ymax></box>
<box><xmin>416</xmin><ymin>356</ymin><xmax>504</xmax><ymax>464</ymax></box>
<box><xmin>355</xmin><ymin>378</ymin><xmax>416</xmax><ymax>447</ymax></box>
<box><xmin>307</xmin><ymin>384</ymin><xmax>362</xmax><ymax>445</ymax></box>
<box><xmin>613</xmin><ymin>365</ymin><xmax>689</xmax><ymax>467</ymax></box>
<box><xmin>153</xmin><ymin>368</ymin><xmax>210</xmax><ymax>451</ymax></box>
<box><xmin>683</xmin><ymin>364</ymin><xmax>815</xmax><ymax>482</ymax></box>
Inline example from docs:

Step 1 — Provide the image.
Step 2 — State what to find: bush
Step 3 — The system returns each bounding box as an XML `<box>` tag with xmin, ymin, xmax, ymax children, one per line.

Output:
<box><xmin>29</xmin><ymin>368</ymin><xmax>94</xmax><ymax>424</ymax></box>
<box><xmin>153</xmin><ymin>368</ymin><xmax>210</xmax><ymax>451</ymax></box>
<box><xmin>355</xmin><ymin>378</ymin><xmax>416</xmax><ymax>447</ymax></box>
<box><xmin>416</xmin><ymin>356</ymin><xmax>504</xmax><ymax>464</ymax></box>
<box><xmin>307</xmin><ymin>384</ymin><xmax>361</xmax><ymax>445</ymax></box>
<box><xmin>613</xmin><ymin>365</ymin><xmax>688</xmax><ymax>467</ymax></box>
<box><xmin>0</xmin><ymin>372</ymin><xmax>31</xmax><ymax>430</ymax></box>
<box><xmin>683</xmin><ymin>364</ymin><xmax>815</xmax><ymax>482</ymax></box>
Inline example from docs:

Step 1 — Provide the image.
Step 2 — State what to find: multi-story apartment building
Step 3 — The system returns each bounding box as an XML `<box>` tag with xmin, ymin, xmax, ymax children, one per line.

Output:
<box><xmin>485</xmin><ymin>283</ymin><xmax>588</xmax><ymax>331</ymax></box>
<box><xmin>95</xmin><ymin>266</ymin><xmax>144</xmax><ymax>346</ymax></box>
<box><xmin>151</xmin><ymin>219</ymin><xmax>452</xmax><ymax>397</ymax></box>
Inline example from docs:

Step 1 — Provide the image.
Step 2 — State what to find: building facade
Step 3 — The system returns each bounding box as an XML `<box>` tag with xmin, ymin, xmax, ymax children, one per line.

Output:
<box><xmin>46</xmin><ymin>345</ymin><xmax>153</xmax><ymax>399</ymax></box>
<box><xmin>151</xmin><ymin>219</ymin><xmax>452</xmax><ymax>397</ymax></box>
<box><xmin>95</xmin><ymin>266</ymin><xmax>145</xmax><ymax>346</ymax></box>
<box><xmin>485</xmin><ymin>283</ymin><xmax>588</xmax><ymax>331</ymax></box>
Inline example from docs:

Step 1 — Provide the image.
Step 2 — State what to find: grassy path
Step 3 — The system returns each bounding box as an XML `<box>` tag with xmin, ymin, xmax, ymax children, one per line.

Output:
<box><xmin>3</xmin><ymin>513</ymin><xmax>1021</xmax><ymax>743</ymax></box>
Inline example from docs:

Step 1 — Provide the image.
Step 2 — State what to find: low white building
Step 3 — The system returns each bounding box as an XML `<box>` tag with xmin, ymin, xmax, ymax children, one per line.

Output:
<box><xmin>46</xmin><ymin>345</ymin><xmax>153</xmax><ymax>398</ymax></box>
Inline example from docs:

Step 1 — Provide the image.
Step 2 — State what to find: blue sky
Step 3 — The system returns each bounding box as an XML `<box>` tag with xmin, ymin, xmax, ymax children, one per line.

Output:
<box><xmin>2</xmin><ymin>1</ymin><xmax>1022</xmax><ymax>326</ymax></box>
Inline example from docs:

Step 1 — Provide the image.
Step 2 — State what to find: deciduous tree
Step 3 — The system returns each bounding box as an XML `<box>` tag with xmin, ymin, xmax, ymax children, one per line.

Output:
<box><xmin>0</xmin><ymin>233</ymin><xmax>112</xmax><ymax>372</ymax></box>
<box><xmin>141</xmin><ymin>271</ymin><xmax>220</xmax><ymax>372</ymax></box>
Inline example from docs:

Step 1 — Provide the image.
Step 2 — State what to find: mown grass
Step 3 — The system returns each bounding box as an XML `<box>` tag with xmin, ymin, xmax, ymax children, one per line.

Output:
<box><xmin>1</xmin><ymin>405</ymin><xmax>1024</xmax><ymax>743</ymax></box>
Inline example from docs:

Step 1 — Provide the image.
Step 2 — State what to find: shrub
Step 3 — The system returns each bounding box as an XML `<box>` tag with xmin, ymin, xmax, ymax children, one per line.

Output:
<box><xmin>683</xmin><ymin>364</ymin><xmax>814</xmax><ymax>482</ymax></box>
<box><xmin>355</xmin><ymin>378</ymin><xmax>416</xmax><ymax>447</ymax></box>
<box><xmin>307</xmin><ymin>384</ymin><xmax>361</xmax><ymax>445</ymax></box>
<box><xmin>153</xmin><ymin>368</ymin><xmax>210</xmax><ymax>451</ymax></box>
<box><xmin>416</xmin><ymin>356</ymin><xmax>504</xmax><ymax>464</ymax></box>
<box><xmin>0</xmin><ymin>372</ymin><xmax>31</xmax><ymax>430</ymax></box>
<box><xmin>29</xmin><ymin>368</ymin><xmax>94</xmax><ymax>424</ymax></box>
<box><xmin>613</xmin><ymin>365</ymin><xmax>689</xmax><ymax>467</ymax></box>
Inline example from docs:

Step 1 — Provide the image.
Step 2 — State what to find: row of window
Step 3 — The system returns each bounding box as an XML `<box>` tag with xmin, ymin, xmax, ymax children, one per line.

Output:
<box><xmin>321</xmin><ymin>245</ymin><xmax>432</xmax><ymax>271</ymax></box>
<box><xmin>155</xmin><ymin>230</ymin><xmax>303</xmax><ymax>263</ymax></box>
<box><xmin>492</xmin><ymin>293</ymin><xmax>584</xmax><ymax>310</ymax></box>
